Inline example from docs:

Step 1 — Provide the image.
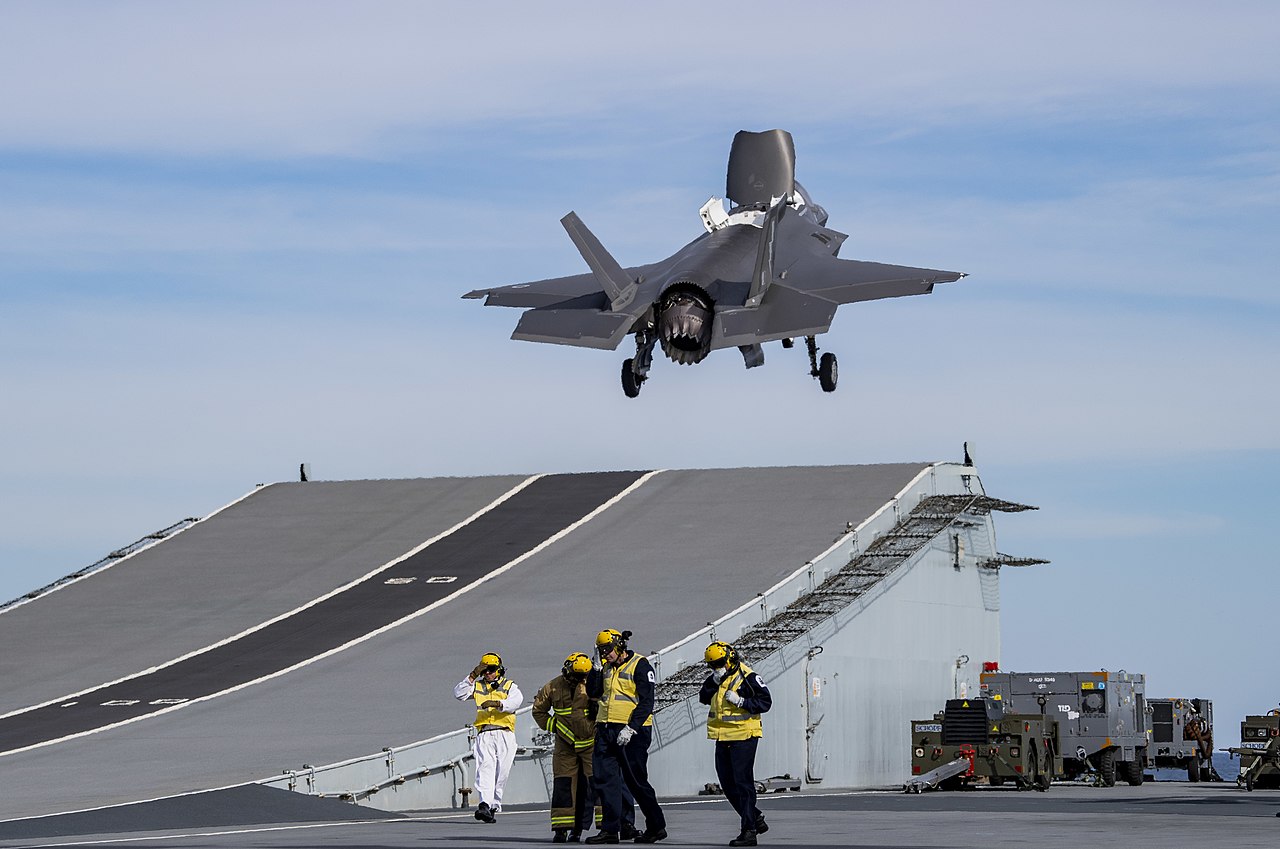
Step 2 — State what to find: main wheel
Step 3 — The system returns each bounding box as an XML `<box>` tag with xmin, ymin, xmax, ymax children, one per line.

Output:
<box><xmin>818</xmin><ymin>352</ymin><xmax>837</xmax><ymax>392</ymax></box>
<box><xmin>621</xmin><ymin>358</ymin><xmax>642</xmax><ymax>398</ymax></box>
<box><xmin>1187</xmin><ymin>757</ymin><xmax>1201</xmax><ymax>783</ymax></box>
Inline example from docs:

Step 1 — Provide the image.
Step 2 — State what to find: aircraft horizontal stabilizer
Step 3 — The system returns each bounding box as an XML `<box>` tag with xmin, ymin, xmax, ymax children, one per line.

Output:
<box><xmin>513</xmin><ymin>307</ymin><xmax>635</xmax><ymax>350</ymax></box>
<box><xmin>783</xmin><ymin>255</ymin><xmax>965</xmax><ymax>305</ymax></box>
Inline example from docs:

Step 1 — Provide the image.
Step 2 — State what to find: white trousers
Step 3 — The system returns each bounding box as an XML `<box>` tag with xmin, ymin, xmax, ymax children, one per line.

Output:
<box><xmin>473</xmin><ymin>729</ymin><xmax>517</xmax><ymax>810</ymax></box>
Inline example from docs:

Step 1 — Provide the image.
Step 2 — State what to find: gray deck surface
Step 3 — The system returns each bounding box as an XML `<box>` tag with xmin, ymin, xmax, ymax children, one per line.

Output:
<box><xmin>2</xmin><ymin>784</ymin><xmax>1276</xmax><ymax>848</ymax></box>
<box><xmin>0</xmin><ymin>464</ymin><xmax>924</xmax><ymax>822</ymax></box>
<box><xmin>0</xmin><ymin>476</ymin><xmax>526</xmax><ymax>713</ymax></box>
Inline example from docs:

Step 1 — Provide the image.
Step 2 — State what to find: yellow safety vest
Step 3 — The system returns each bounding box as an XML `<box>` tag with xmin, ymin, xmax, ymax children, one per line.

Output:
<box><xmin>707</xmin><ymin>663</ymin><xmax>763</xmax><ymax>741</ymax></box>
<box><xmin>472</xmin><ymin>676</ymin><xmax>517</xmax><ymax>732</ymax></box>
<box><xmin>600</xmin><ymin>652</ymin><xmax>654</xmax><ymax>727</ymax></box>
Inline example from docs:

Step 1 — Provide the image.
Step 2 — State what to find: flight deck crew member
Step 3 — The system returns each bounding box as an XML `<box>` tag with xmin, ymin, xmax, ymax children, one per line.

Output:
<box><xmin>454</xmin><ymin>652</ymin><xmax>523</xmax><ymax>823</ymax></box>
<box><xmin>533</xmin><ymin>652</ymin><xmax>601</xmax><ymax>842</ymax></box>
<box><xmin>585</xmin><ymin>629</ymin><xmax>667</xmax><ymax>845</ymax></box>
<box><xmin>700</xmin><ymin>641</ymin><xmax>772</xmax><ymax>847</ymax></box>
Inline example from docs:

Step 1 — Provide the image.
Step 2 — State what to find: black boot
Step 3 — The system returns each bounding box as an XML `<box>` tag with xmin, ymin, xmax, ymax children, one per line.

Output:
<box><xmin>568</xmin><ymin>831</ymin><xmax>583</xmax><ymax>843</ymax></box>
<box><xmin>553</xmin><ymin>829</ymin><xmax>569</xmax><ymax>843</ymax></box>
<box><xmin>585</xmin><ymin>833</ymin><xmax>619</xmax><ymax>845</ymax></box>
<box><xmin>474</xmin><ymin>802</ymin><xmax>496</xmax><ymax>824</ymax></box>
<box><xmin>634</xmin><ymin>828</ymin><xmax>667</xmax><ymax>843</ymax></box>
<box><xmin>754</xmin><ymin>812</ymin><xmax>769</xmax><ymax>834</ymax></box>
<box><xmin>729</xmin><ymin>829</ymin><xmax>758</xmax><ymax>847</ymax></box>
<box><xmin>620</xmin><ymin>824</ymin><xmax>640</xmax><ymax>841</ymax></box>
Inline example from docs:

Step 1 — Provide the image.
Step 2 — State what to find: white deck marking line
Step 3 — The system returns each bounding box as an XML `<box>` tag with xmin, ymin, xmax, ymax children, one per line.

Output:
<box><xmin>0</xmin><ymin>484</ymin><xmax>269</xmax><ymax>618</ymax></box>
<box><xmin>0</xmin><ymin>470</ymin><xmax>662</xmax><ymax>759</ymax></box>
<box><xmin>0</xmin><ymin>475</ymin><xmax>543</xmax><ymax>725</ymax></box>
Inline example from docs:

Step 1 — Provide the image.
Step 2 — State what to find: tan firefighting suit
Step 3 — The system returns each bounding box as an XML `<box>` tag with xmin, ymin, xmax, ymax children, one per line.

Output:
<box><xmin>532</xmin><ymin>673</ymin><xmax>600</xmax><ymax>834</ymax></box>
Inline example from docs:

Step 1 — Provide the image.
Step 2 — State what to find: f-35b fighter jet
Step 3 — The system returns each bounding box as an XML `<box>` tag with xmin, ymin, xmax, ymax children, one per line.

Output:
<box><xmin>463</xmin><ymin>129</ymin><xmax>964</xmax><ymax>397</ymax></box>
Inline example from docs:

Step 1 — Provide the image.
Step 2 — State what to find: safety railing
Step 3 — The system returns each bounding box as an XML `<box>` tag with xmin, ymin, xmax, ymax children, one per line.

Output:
<box><xmin>647</xmin><ymin>462</ymin><xmax>973</xmax><ymax>683</ymax></box>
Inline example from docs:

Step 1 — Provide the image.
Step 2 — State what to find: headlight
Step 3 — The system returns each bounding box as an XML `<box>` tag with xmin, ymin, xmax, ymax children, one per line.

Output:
<box><xmin>914</xmin><ymin>747</ymin><xmax>925</xmax><ymax>758</ymax></box>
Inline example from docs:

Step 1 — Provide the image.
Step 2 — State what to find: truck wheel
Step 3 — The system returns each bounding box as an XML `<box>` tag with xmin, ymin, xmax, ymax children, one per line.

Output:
<box><xmin>1187</xmin><ymin>758</ymin><xmax>1201</xmax><ymax>783</ymax></box>
<box><xmin>1095</xmin><ymin>749</ymin><xmax>1116</xmax><ymax>787</ymax></box>
<box><xmin>1125</xmin><ymin>760</ymin><xmax>1143</xmax><ymax>785</ymax></box>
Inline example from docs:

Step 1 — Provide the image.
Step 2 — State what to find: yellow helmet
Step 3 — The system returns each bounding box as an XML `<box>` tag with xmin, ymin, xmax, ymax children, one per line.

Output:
<box><xmin>480</xmin><ymin>652</ymin><xmax>504</xmax><ymax>675</ymax></box>
<box><xmin>595</xmin><ymin>628</ymin><xmax>630</xmax><ymax>656</ymax></box>
<box><xmin>563</xmin><ymin>652</ymin><xmax>593</xmax><ymax>677</ymax></box>
<box><xmin>704</xmin><ymin>641</ymin><xmax>736</xmax><ymax>669</ymax></box>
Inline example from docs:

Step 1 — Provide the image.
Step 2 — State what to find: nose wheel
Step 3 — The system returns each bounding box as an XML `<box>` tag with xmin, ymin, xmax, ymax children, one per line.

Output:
<box><xmin>805</xmin><ymin>336</ymin><xmax>838</xmax><ymax>392</ymax></box>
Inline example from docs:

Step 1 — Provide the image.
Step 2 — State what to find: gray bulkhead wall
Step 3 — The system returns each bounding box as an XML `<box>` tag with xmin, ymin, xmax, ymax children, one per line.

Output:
<box><xmin>645</xmin><ymin>512</ymin><xmax>1000</xmax><ymax>793</ymax></box>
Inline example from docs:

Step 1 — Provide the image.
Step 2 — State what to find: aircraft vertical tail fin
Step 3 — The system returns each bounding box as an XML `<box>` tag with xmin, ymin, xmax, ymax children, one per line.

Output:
<box><xmin>745</xmin><ymin>199</ymin><xmax>786</xmax><ymax>307</ymax></box>
<box><xmin>560</xmin><ymin>212</ymin><xmax>638</xmax><ymax>312</ymax></box>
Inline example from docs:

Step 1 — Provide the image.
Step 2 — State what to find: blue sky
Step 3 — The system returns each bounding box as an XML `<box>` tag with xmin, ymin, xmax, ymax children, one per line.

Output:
<box><xmin>2</xmin><ymin>2</ymin><xmax>1277</xmax><ymax>734</ymax></box>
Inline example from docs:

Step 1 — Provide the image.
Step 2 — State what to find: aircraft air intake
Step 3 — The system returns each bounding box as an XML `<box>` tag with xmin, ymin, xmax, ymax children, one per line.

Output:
<box><xmin>657</xmin><ymin>285</ymin><xmax>713</xmax><ymax>365</ymax></box>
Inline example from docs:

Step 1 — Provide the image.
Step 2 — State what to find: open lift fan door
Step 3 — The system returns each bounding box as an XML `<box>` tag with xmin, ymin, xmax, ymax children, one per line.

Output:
<box><xmin>726</xmin><ymin>129</ymin><xmax>795</xmax><ymax>208</ymax></box>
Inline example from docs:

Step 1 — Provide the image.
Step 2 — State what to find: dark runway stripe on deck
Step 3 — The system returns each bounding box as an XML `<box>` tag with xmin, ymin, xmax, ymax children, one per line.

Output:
<box><xmin>0</xmin><ymin>471</ymin><xmax>646</xmax><ymax>755</ymax></box>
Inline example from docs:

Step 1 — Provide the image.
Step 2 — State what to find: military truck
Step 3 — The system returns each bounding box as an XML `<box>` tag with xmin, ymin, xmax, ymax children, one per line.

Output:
<box><xmin>1149</xmin><ymin>697</ymin><xmax>1219</xmax><ymax>781</ymax></box>
<box><xmin>1225</xmin><ymin>711</ymin><xmax>1280</xmax><ymax>791</ymax></box>
<box><xmin>906</xmin><ymin>698</ymin><xmax>1061</xmax><ymax>792</ymax></box>
<box><xmin>979</xmin><ymin>668</ymin><xmax>1149</xmax><ymax>787</ymax></box>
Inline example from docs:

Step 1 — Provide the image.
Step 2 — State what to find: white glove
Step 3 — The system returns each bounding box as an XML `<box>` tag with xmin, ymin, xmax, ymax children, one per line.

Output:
<box><xmin>617</xmin><ymin>726</ymin><xmax>636</xmax><ymax>746</ymax></box>
<box><xmin>711</xmin><ymin>668</ymin><xmax>726</xmax><ymax>682</ymax></box>
<box><xmin>725</xmin><ymin>690</ymin><xmax>744</xmax><ymax>707</ymax></box>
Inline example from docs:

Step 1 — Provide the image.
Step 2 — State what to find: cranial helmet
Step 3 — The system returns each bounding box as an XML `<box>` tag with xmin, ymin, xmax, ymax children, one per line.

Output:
<box><xmin>595</xmin><ymin>629</ymin><xmax>630</xmax><ymax>656</ymax></box>
<box><xmin>480</xmin><ymin>652</ymin><xmax>504</xmax><ymax>676</ymax></box>
<box><xmin>563</xmin><ymin>652</ymin><xmax>593</xmax><ymax>678</ymax></box>
<box><xmin>704</xmin><ymin>641</ymin><xmax>737</xmax><ymax>669</ymax></box>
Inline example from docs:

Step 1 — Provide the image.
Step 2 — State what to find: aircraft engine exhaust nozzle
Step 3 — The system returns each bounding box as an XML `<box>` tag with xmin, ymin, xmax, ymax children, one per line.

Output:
<box><xmin>658</xmin><ymin>285</ymin><xmax>713</xmax><ymax>365</ymax></box>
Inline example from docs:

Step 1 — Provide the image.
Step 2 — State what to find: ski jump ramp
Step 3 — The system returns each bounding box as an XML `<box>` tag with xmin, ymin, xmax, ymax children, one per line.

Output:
<box><xmin>0</xmin><ymin>462</ymin><xmax>1037</xmax><ymax>822</ymax></box>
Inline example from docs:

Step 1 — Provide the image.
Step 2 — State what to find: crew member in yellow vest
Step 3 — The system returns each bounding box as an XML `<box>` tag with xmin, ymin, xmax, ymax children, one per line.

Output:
<box><xmin>454</xmin><ymin>652</ymin><xmax>524</xmax><ymax>823</ymax></box>
<box><xmin>533</xmin><ymin>652</ymin><xmax>601</xmax><ymax>843</ymax></box>
<box><xmin>700</xmin><ymin>641</ymin><xmax>772</xmax><ymax>847</ymax></box>
<box><xmin>585</xmin><ymin>629</ymin><xmax>667</xmax><ymax>845</ymax></box>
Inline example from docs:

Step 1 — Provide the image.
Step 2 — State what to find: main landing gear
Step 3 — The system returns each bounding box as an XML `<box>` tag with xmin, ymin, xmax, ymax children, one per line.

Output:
<box><xmin>804</xmin><ymin>336</ymin><xmax>838</xmax><ymax>392</ymax></box>
<box><xmin>621</xmin><ymin>329</ymin><xmax>656</xmax><ymax>398</ymax></box>
<box><xmin>621</xmin><ymin>332</ymin><xmax>838</xmax><ymax>396</ymax></box>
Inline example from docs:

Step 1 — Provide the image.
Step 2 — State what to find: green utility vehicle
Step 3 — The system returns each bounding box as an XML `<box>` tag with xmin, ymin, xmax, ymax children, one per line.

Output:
<box><xmin>906</xmin><ymin>697</ymin><xmax>1062</xmax><ymax>792</ymax></box>
<box><xmin>1225</xmin><ymin>710</ymin><xmax>1280</xmax><ymax>791</ymax></box>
